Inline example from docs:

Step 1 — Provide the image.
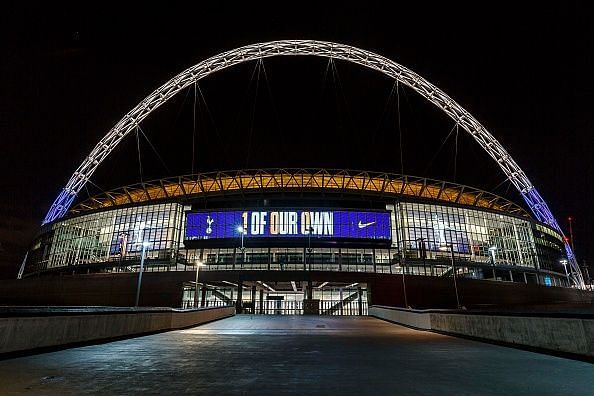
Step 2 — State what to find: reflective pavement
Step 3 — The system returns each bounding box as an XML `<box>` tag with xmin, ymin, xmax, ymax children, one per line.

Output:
<box><xmin>0</xmin><ymin>315</ymin><xmax>592</xmax><ymax>395</ymax></box>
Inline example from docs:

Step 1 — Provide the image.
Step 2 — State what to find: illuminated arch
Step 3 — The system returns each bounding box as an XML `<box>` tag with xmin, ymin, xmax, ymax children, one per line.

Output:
<box><xmin>43</xmin><ymin>40</ymin><xmax>583</xmax><ymax>287</ymax></box>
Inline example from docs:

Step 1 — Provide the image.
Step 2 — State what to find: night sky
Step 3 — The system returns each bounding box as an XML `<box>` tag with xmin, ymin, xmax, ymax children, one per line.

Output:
<box><xmin>1</xmin><ymin>2</ymin><xmax>592</xmax><ymax>279</ymax></box>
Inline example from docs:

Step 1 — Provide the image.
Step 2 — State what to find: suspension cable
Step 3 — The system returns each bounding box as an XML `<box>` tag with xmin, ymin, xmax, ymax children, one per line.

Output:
<box><xmin>86</xmin><ymin>178</ymin><xmax>107</xmax><ymax>195</ymax></box>
<box><xmin>372</xmin><ymin>80</ymin><xmax>398</xmax><ymax>146</ymax></box>
<box><xmin>491</xmin><ymin>176</ymin><xmax>511</xmax><ymax>192</ymax></box>
<box><xmin>245</xmin><ymin>59</ymin><xmax>262</xmax><ymax>167</ymax></box>
<box><xmin>192</xmin><ymin>82</ymin><xmax>197</xmax><ymax>174</ymax></box>
<box><xmin>137</xmin><ymin>125</ymin><xmax>171</xmax><ymax>175</ymax></box>
<box><xmin>337</xmin><ymin>60</ymin><xmax>361</xmax><ymax>160</ymax></box>
<box><xmin>135</xmin><ymin>126</ymin><xmax>143</xmax><ymax>183</ymax></box>
<box><xmin>453</xmin><ymin>123</ymin><xmax>459</xmax><ymax>182</ymax></box>
<box><xmin>195</xmin><ymin>83</ymin><xmax>229</xmax><ymax>168</ymax></box>
<box><xmin>329</xmin><ymin>58</ymin><xmax>357</xmax><ymax>165</ymax></box>
<box><xmin>259</xmin><ymin>59</ymin><xmax>284</xmax><ymax>153</ymax></box>
<box><xmin>328</xmin><ymin>58</ymin><xmax>345</xmax><ymax>161</ymax></box>
<box><xmin>423</xmin><ymin>121</ymin><xmax>459</xmax><ymax>175</ymax></box>
<box><xmin>396</xmin><ymin>80</ymin><xmax>404</xmax><ymax>175</ymax></box>
<box><xmin>83</xmin><ymin>183</ymin><xmax>91</xmax><ymax>200</ymax></box>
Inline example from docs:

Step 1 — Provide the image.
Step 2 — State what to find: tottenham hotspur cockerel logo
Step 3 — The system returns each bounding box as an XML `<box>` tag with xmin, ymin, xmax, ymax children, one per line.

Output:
<box><xmin>206</xmin><ymin>215</ymin><xmax>214</xmax><ymax>234</ymax></box>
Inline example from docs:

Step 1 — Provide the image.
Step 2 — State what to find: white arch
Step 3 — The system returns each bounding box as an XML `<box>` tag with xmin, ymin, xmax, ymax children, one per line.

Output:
<box><xmin>43</xmin><ymin>40</ymin><xmax>583</xmax><ymax>287</ymax></box>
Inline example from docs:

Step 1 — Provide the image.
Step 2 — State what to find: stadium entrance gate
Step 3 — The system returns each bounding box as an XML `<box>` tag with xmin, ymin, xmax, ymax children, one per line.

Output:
<box><xmin>181</xmin><ymin>281</ymin><xmax>368</xmax><ymax>316</ymax></box>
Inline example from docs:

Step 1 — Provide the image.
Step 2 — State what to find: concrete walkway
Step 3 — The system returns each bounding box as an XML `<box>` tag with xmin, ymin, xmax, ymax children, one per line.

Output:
<box><xmin>0</xmin><ymin>315</ymin><xmax>592</xmax><ymax>395</ymax></box>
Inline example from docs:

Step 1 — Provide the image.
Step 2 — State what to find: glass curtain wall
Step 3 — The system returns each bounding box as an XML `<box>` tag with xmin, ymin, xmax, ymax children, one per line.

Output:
<box><xmin>396</xmin><ymin>202</ymin><xmax>539</xmax><ymax>269</ymax></box>
<box><xmin>28</xmin><ymin>200</ymin><xmax>569</xmax><ymax>287</ymax></box>
<box><xmin>33</xmin><ymin>203</ymin><xmax>183</xmax><ymax>271</ymax></box>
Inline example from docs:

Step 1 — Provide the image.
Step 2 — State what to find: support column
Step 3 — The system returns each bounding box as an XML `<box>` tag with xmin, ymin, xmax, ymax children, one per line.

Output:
<box><xmin>303</xmin><ymin>278</ymin><xmax>319</xmax><ymax>315</ymax></box>
<box><xmin>358</xmin><ymin>286</ymin><xmax>363</xmax><ymax>316</ymax></box>
<box><xmin>232</xmin><ymin>247</ymin><xmax>237</xmax><ymax>270</ymax></box>
<box><xmin>259</xmin><ymin>289</ymin><xmax>264</xmax><ymax>314</ymax></box>
<box><xmin>251</xmin><ymin>285</ymin><xmax>256</xmax><ymax>314</ymax></box>
<box><xmin>200</xmin><ymin>286</ymin><xmax>207</xmax><ymax>307</ymax></box>
<box><xmin>236</xmin><ymin>280</ymin><xmax>243</xmax><ymax>313</ymax></box>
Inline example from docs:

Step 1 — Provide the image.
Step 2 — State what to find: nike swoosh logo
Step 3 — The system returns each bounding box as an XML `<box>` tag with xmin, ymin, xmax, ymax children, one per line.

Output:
<box><xmin>358</xmin><ymin>221</ymin><xmax>376</xmax><ymax>229</ymax></box>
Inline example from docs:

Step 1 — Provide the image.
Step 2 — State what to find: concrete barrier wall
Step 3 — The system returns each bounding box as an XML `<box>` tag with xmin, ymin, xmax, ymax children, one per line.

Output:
<box><xmin>430</xmin><ymin>313</ymin><xmax>593</xmax><ymax>357</ymax></box>
<box><xmin>0</xmin><ymin>306</ymin><xmax>234</xmax><ymax>355</ymax></box>
<box><xmin>370</xmin><ymin>305</ymin><xmax>594</xmax><ymax>358</ymax></box>
<box><xmin>369</xmin><ymin>306</ymin><xmax>432</xmax><ymax>330</ymax></box>
<box><xmin>369</xmin><ymin>276</ymin><xmax>592</xmax><ymax>309</ymax></box>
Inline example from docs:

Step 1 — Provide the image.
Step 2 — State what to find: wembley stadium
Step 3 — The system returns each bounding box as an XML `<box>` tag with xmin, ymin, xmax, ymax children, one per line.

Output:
<box><xmin>22</xmin><ymin>168</ymin><xmax>577</xmax><ymax>313</ymax></box>
<box><xmin>16</xmin><ymin>40</ymin><xmax>587</xmax><ymax>313</ymax></box>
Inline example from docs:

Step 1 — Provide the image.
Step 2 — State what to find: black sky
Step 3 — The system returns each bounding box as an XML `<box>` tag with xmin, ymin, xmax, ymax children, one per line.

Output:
<box><xmin>1</xmin><ymin>1</ymin><xmax>592</xmax><ymax>279</ymax></box>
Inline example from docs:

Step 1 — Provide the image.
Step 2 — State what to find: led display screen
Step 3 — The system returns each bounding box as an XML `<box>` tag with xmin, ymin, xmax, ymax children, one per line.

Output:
<box><xmin>185</xmin><ymin>210</ymin><xmax>391</xmax><ymax>241</ymax></box>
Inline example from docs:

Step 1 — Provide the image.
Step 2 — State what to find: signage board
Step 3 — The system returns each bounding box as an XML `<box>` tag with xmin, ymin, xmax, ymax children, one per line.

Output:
<box><xmin>185</xmin><ymin>209</ymin><xmax>391</xmax><ymax>241</ymax></box>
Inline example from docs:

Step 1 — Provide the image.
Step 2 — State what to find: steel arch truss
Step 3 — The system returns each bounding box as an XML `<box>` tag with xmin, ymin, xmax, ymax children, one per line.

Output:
<box><xmin>42</xmin><ymin>40</ymin><xmax>584</xmax><ymax>287</ymax></box>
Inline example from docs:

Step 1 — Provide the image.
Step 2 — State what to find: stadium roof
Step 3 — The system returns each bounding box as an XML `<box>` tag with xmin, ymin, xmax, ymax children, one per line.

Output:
<box><xmin>71</xmin><ymin>169</ymin><xmax>529</xmax><ymax>217</ymax></box>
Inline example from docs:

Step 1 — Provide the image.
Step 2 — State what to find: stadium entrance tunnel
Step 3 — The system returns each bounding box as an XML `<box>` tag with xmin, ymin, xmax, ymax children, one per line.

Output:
<box><xmin>181</xmin><ymin>278</ymin><xmax>368</xmax><ymax>316</ymax></box>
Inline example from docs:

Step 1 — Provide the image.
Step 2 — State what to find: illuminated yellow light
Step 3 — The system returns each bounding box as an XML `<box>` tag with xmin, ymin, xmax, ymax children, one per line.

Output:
<box><xmin>74</xmin><ymin>170</ymin><xmax>528</xmax><ymax>218</ymax></box>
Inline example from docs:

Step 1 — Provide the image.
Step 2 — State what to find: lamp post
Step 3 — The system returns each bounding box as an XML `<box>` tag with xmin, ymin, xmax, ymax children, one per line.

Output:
<box><xmin>399</xmin><ymin>250</ymin><xmax>409</xmax><ymax>308</ymax></box>
<box><xmin>134</xmin><ymin>241</ymin><xmax>150</xmax><ymax>307</ymax></box>
<box><xmin>447</xmin><ymin>244</ymin><xmax>462</xmax><ymax>309</ymax></box>
<box><xmin>193</xmin><ymin>260</ymin><xmax>204</xmax><ymax>308</ymax></box>
<box><xmin>307</xmin><ymin>226</ymin><xmax>314</xmax><ymax>271</ymax></box>
<box><xmin>560</xmin><ymin>259</ymin><xmax>569</xmax><ymax>286</ymax></box>
<box><xmin>488</xmin><ymin>246</ymin><xmax>497</xmax><ymax>280</ymax></box>
<box><xmin>237</xmin><ymin>225</ymin><xmax>246</xmax><ymax>266</ymax></box>
<box><xmin>416</xmin><ymin>237</ymin><xmax>427</xmax><ymax>275</ymax></box>
<box><xmin>582</xmin><ymin>262</ymin><xmax>592</xmax><ymax>292</ymax></box>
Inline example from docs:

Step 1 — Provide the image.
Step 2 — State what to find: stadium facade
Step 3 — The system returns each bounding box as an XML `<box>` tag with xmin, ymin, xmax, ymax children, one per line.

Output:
<box><xmin>24</xmin><ymin>169</ymin><xmax>572</xmax><ymax>313</ymax></box>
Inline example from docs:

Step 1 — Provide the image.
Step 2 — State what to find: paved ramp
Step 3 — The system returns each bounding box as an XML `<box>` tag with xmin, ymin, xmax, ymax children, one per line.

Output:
<box><xmin>0</xmin><ymin>315</ymin><xmax>592</xmax><ymax>395</ymax></box>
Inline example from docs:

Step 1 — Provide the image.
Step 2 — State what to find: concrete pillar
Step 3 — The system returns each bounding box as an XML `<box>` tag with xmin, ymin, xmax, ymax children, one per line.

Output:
<box><xmin>236</xmin><ymin>280</ymin><xmax>243</xmax><ymax>313</ymax></box>
<box><xmin>358</xmin><ymin>286</ymin><xmax>363</xmax><ymax>316</ymax></box>
<box><xmin>259</xmin><ymin>289</ymin><xmax>264</xmax><ymax>314</ymax></box>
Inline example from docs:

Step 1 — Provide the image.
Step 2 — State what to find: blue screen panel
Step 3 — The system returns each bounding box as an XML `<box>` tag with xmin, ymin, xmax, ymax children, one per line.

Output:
<box><xmin>185</xmin><ymin>210</ymin><xmax>391</xmax><ymax>241</ymax></box>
